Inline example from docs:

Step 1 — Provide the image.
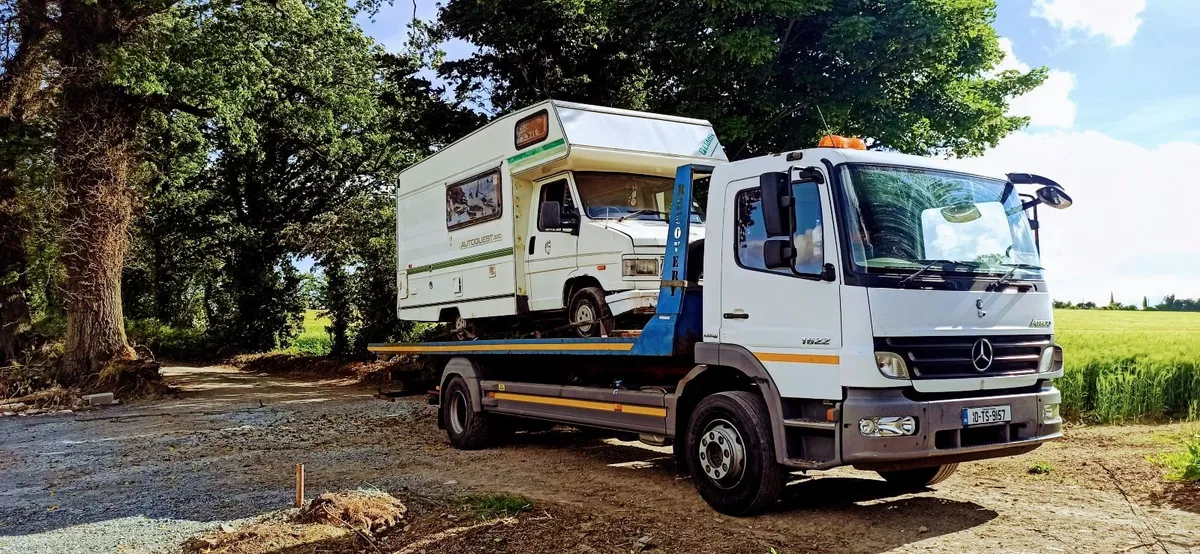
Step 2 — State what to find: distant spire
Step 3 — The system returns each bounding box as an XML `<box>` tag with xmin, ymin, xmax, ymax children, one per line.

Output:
<box><xmin>1110</xmin><ymin>291</ymin><xmax>1115</xmax><ymax>305</ymax></box>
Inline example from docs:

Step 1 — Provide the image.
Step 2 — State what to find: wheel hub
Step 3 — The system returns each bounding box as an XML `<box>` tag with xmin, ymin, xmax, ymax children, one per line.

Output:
<box><xmin>697</xmin><ymin>419</ymin><xmax>746</xmax><ymax>487</ymax></box>
<box><xmin>574</xmin><ymin>304</ymin><xmax>596</xmax><ymax>333</ymax></box>
<box><xmin>448</xmin><ymin>391</ymin><xmax>468</xmax><ymax>435</ymax></box>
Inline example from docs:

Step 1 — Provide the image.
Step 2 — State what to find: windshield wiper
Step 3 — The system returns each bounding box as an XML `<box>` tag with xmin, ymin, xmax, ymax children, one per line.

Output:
<box><xmin>989</xmin><ymin>263</ymin><xmax>1044</xmax><ymax>290</ymax></box>
<box><xmin>616</xmin><ymin>209</ymin><xmax>669</xmax><ymax>222</ymax></box>
<box><xmin>897</xmin><ymin>259</ymin><xmax>980</xmax><ymax>287</ymax></box>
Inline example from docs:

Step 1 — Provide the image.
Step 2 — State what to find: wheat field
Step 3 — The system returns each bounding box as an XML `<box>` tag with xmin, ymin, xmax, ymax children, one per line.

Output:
<box><xmin>1055</xmin><ymin>310</ymin><xmax>1200</xmax><ymax>423</ymax></box>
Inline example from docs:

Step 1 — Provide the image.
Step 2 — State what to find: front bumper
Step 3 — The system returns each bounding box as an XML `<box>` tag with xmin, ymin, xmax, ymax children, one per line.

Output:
<box><xmin>841</xmin><ymin>384</ymin><xmax>1062</xmax><ymax>471</ymax></box>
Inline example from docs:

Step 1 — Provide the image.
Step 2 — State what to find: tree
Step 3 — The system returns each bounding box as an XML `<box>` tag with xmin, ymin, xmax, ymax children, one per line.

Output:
<box><xmin>437</xmin><ymin>0</ymin><xmax>1046</xmax><ymax>158</ymax></box>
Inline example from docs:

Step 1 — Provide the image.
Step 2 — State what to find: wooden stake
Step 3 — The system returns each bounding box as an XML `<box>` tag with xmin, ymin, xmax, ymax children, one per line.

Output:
<box><xmin>295</xmin><ymin>463</ymin><xmax>305</xmax><ymax>508</ymax></box>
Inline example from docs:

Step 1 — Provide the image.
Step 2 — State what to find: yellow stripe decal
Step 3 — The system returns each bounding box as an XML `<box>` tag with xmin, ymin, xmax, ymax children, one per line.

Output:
<box><xmin>754</xmin><ymin>352</ymin><xmax>841</xmax><ymax>365</ymax></box>
<box><xmin>369</xmin><ymin>342</ymin><xmax>635</xmax><ymax>354</ymax></box>
<box><xmin>492</xmin><ymin>391</ymin><xmax>666</xmax><ymax>417</ymax></box>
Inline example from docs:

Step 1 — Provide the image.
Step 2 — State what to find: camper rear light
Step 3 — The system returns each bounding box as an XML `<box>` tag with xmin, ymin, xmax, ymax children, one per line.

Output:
<box><xmin>874</xmin><ymin>352</ymin><xmax>910</xmax><ymax>379</ymax></box>
<box><xmin>623</xmin><ymin>258</ymin><xmax>659</xmax><ymax>277</ymax></box>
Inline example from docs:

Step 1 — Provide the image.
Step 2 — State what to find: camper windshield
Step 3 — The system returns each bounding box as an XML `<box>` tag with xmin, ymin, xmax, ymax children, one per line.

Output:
<box><xmin>573</xmin><ymin>172</ymin><xmax>704</xmax><ymax>223</ymax></box>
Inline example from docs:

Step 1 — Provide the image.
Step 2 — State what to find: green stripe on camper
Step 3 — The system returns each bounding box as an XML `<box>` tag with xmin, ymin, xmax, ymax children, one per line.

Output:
<box><xmin>408</xmin><ymin>247</ymin><xmax>514</xmax><ymax>274</ymax></box>
<box><xmin>507</xmin><ymin>138</ymin><xmax>566</xmax><ymax>168</ymax></box>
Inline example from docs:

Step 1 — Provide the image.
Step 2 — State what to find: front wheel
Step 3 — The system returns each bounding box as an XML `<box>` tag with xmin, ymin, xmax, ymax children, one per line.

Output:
<box><xmin>568</xmin><ymin>286</ymin><xmax>613</xmax><ymax>338</ymax></box>
<box><xmin>877</xmin><ymin>463</ymin><xmax>958</xmax><ymax>490</ymax></box>
<box><xmin>686</xmin><ymin>391</ymin><xmax>785</xmax><ymax>516</ymax></box>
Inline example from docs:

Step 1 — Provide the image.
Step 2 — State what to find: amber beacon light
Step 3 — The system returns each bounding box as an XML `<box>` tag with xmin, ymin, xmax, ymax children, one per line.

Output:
<box><xmin>818</xmin><ymin>135</ymin><xmax>867</xmax><ymax>150</ymax></box>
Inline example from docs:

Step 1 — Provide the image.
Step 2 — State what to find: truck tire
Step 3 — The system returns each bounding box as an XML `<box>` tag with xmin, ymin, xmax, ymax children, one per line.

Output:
<box><xmin>686</xmin><ymin>391</ymin><xmax>785</xmax><ymax>516</ymax></box>
<box><xmin>442</xmin><ymin>376</ymin><xmax>496</xmax><ymax>450</ymax></box>
<box><xmin>877</xmin><ymin>463</ymin><xmax>958</xmax><ymax>490</ymax></box>
<box><xmin>568</xmin><ymin>286</ymin><xmax>614</xmax><ymax>338</ymax></box>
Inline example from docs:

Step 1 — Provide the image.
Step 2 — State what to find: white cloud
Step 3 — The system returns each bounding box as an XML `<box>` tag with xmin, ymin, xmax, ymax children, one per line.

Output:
<box><xmin>1032</xmin><ymin>0</ymin><xmax>1146</xmax><ymax>46</ymax></box>
<box><xmin>952</xmin><ymin>131</ymin><xmax>1200</xmax><ymax>304</ymax></box>
<box><xmin>995</xmin><ymin>38</ymin><xmax>1077</xmax><ymax>129</ymax></box>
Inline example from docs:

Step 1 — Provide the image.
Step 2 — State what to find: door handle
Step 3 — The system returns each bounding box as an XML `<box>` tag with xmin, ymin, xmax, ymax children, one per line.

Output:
<box><xmin>723</xmin><ymin>312</ymin><xmax>749</xmax><ymax>320</ymax></box>
<box><xmin>528</xmin><ymin>236</ymin><xmax>536</xmax><ymax>256</ymax></box>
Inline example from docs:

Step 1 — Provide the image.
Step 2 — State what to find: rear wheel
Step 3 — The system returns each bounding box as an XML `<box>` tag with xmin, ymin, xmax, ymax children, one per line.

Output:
<box><xmin>568</xmin><ymin>286</ymin><xmax>613</xmax><ymax>338</ymax></box>
<box><xmin>442</xmin><ymin>376</ymin><xmax>497</xmax><ymax>450</ymax></box>
<box><xmin>877</xmin><ymin>463</ymin><xmax>958</xmax><ymax>490</ymax></box>
<box><xmin>686</xmin><ymin>391</ymin><xmax>785</xmax><ymax>516</ymax></box>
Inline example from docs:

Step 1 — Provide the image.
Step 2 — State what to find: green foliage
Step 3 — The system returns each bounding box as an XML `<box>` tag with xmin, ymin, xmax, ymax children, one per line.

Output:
<box><xmin>1149</xmin><ymin>438</ymin><xmax>1200</xmax><ymax>482</ymax></box>
<box><xmin>1027</xmin><ymin>461</ymin><xmax>1053</xmax><ymax>475</ymax></box>
<box><xmin>437</xmin><ymin>0</ymin><xmax>1045</xmax><ymax>157</ymax></box>
<box><xmin>460</xmin><ymin>493</ymin><xmax>531</xmax><ymax>519</ymax></box>
<box><xmin>125</xmin><ymin>319</ymin><xmax>216</xmax><ymax>361</ymax></box>
<box><xmin>1056</xmin><ymin>310</ymin><xmax>1200</xmax><ymax>423</ymax></box>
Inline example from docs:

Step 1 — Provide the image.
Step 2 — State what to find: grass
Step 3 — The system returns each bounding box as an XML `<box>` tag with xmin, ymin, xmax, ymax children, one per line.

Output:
<box><xmin>1149</xmin><ymin>437</ymin><xmax>1200</xmax><ymax>482</ymax></box>
<box><xmin>1054</xmin><ymin>310</ymin><xmax>1200</xmax><ymax>423</ymax></box>
<box><xmin>459</xmin><ymin>493</ymin><xmax>531</xmax><ymax>519</ymax></box>
<box><xmin>280</xmin><ymin>309</ymin><xmax>333</xmax><ymax>356</ymax></box>
<box><xmin>1027</xmin><ymin>461</ymin><xmax>1054</xmax><ymax>475</ymax></box>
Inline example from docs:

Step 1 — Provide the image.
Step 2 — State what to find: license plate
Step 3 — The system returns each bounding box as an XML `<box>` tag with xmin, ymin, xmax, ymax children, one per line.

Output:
<box><xmin>962</xmin><ymin>405</ymin><xmax>1012</xmax><ymax>426</ymax></box>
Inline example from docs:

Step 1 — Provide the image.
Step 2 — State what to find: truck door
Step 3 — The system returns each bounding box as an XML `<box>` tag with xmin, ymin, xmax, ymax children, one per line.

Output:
<box><xmin>525</xmin><ymin>175</ymin><xmax>581</xmax><ymax>311</ymax></box>
<box><xmin>718</xmin><ymin>172</ymin><xmax>843</xmax><ymax>400</ymax></box>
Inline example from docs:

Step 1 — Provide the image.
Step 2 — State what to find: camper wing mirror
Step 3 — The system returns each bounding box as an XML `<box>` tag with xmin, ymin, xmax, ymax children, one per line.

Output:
<box><xmin>1035</xmin><ymin>186</ymin><xmax>1073</xmax><ymax>210</ymax></box>
<box><xmin>759</xmin><ymin>172</ymin><xmax>792</xmax><ymax>236</ymax></box>
<box><xmin>762</xmin><ymin>239</ymin><xmax>795</xmax><ymax>269</ymax></box>
<box><xmin>540</xmin><ymin>201</ymin><xmax>562</xmax><ymax>230</ymax></box>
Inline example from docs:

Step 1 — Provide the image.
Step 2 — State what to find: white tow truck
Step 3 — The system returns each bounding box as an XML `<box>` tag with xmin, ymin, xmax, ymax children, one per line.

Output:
<box><xmin>372</xmin><ymin>107</ymin><xmax>1074</xmax><ymax>515</ymax></box>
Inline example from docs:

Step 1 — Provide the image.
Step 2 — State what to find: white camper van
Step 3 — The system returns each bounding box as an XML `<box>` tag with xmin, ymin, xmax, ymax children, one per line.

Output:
<box><xmin>396</xmin><ymin>101</ymin><xmax>726</xmax><ymax>337</ymax></box>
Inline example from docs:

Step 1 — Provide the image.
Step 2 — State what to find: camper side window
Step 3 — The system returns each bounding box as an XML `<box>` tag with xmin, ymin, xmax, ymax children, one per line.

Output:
<box><xmin>537</xmin><ymin>180</ymin><xmax>578</xmax><ymax>231</ymax></box>
<box><xmin>446</xmin><ymin>169</ymin><xmax>503</xmax><ymax>230</ymax></box>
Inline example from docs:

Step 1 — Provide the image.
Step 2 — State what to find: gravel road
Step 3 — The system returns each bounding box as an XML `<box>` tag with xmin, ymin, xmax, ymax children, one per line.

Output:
<box><xmin>1</xmin><ymin>365</ymin><xmax>1198</xmax><ymax>553</ymax></box>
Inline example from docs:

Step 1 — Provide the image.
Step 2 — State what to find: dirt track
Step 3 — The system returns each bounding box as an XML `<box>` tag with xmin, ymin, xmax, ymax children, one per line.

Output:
<box><xmin>1</xmin><ymin>365</ymin><xmax>1198</xmax><ymax>553</ymax></box>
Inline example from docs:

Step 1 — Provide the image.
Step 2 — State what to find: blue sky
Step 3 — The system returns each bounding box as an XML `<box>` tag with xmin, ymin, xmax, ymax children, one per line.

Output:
<box><xmin>347</xmin><ymin>0</ymin><xmax>1200</xmax><ymax>304</ymax></box>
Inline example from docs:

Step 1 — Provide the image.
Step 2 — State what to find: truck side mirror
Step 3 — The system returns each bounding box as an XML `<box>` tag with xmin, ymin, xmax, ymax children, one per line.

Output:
<box><xmin>762</xmin><ymin>238</ymin><xmax>794</xmax><ymax>269</ymax></box>
<box><xmin>1035</xmin><ymin>186</ymin><xmax>1073</xmax><ymax>209</ymax></box>
<box><xmin>759</xmin><ymin>172</ymin><xmax>792</xmax><ymax>236</ymax></box>
<box><xmin>540</xmin><ymin>201</ymin><xmax>562</xmax><ymax>230</ymax></box>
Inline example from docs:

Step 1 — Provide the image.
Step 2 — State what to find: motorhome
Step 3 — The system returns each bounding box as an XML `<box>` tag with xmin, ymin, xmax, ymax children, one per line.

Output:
<box><xmin>396</xmin><ymin>101</ymin><xmax>725</xmax><ymax>338</ymax></box>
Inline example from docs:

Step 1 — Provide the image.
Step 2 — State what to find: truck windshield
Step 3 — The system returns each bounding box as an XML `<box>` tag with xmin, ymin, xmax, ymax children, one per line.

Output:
<box><xmin>839</xmin><ymin>164</ymin><xmax>1042</xmax><ymax>279</ymax></box>
<box><xmin>574</xmin><ymin>172</ymin><xmax>704</xmax><ymax>223</ymax></box>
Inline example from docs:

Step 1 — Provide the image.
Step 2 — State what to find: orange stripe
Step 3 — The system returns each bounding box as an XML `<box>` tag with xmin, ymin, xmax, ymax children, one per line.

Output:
<box><xmin>369</xmin><ymin>342</ymin><xmax>634</xmax><ymax>354</ymax></box>
<box><xmin>491</xmin><ymin>391</ymin><xmax>666</xmax><ymax>417</ymax></box>
<box><xmin>754</xmin><ymin>352</ymin><xmax>840</xmax><ymax>365</ymax></box>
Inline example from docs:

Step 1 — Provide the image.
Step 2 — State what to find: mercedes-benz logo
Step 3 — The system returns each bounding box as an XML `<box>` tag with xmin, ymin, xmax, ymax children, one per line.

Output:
<box><xmin>971</xmin><ymin>338</ymin><xmax>994</xmax><ymax>372</ymax></box>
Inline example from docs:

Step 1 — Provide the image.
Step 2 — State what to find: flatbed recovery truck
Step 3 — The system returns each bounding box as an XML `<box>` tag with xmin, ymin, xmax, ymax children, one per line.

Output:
<box><xmin>370</xmin><ymin>147</ymin><xmax>1072</xmax><ymax>515</ymax></box>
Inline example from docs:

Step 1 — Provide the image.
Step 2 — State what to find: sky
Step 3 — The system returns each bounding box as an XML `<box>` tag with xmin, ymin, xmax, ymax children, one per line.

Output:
<box><xmin>353</xmin><ymin>0</ymin><xmax>1200</xmax><ymax>305</ymax></box>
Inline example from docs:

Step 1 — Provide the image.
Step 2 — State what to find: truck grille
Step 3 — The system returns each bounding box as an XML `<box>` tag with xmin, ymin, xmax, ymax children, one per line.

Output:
<box><xmin>874</xmin><ymin>335</ymin><xmax>1051</xmax><ymax>379</ymax></box>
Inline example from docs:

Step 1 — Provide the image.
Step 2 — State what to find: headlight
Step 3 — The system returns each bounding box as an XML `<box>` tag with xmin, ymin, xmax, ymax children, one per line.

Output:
<box><xmin>1039</xmin><ymin>345</ymin><xmax>1064</xmax><ymax>373</ymax></box>
<box><xmin>874</xmin><ymin>352</ymin><xmax>910</xmax><ymax>379</ymax></box>
<box><xmin>622</xmin><ymin>258</ymin><xmax>660</xmax><ymax>277</ymax></box>
<box><xmin>1042</xmin><ymin>403</ymin><xmax>1061</xmax><ymax>423</ymax></box>
<box><xmin>859</xmin><ymin>416</ymin><xmax>918</xmax><ymax>437</ymax></box>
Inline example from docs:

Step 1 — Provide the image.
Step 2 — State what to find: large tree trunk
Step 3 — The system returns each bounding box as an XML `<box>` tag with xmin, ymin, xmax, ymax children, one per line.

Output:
<box><xmin>55</xmin><ymin>81</ymin><xmax>140</xmax><ymax>381</ymax></box>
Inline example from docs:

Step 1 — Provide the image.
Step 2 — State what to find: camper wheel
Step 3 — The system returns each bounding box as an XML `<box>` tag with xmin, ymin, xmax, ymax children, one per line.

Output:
<box><xmin>452</xmin><ymin>316</ymin><xmax>478</xmax><ymax>340</ymax></box>
<box><xmin>568</xmin><ymin>286</ymin><xmax>614</xmax><ymax>338</ymax></box>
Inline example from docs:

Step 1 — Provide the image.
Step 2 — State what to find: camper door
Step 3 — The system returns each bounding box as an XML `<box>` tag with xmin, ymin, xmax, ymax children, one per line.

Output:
<box><xmin>526</xmin><ymin>173</ymin><xmax>581</xmax><ymax>310</ymax></box>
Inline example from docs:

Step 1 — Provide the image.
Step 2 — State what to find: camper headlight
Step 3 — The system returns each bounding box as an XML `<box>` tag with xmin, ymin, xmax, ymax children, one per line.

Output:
<box><xmin>874</xmin><ymin>352</ymin><xmax>910</xmax><ymax>379</ymax></box>
<box><xmin>622</xmin><ymin>258</ymin><xmax>660</xmax><ymax>277</ymax></box>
